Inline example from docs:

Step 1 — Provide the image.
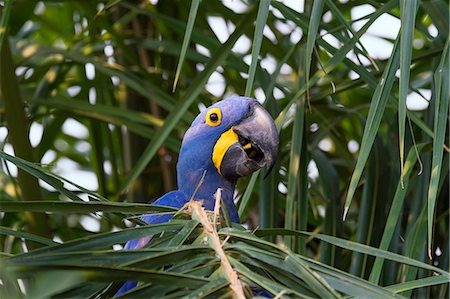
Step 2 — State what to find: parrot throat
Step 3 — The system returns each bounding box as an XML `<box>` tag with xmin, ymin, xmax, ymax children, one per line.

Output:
<box><xmin>176</xmin><ymin>166</ymin><xmax>239</xmax><ymax>222</ymax></box>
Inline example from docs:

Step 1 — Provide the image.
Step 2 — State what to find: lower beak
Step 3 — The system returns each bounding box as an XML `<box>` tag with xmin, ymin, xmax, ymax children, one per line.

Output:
<box><xmin>213</xmin><ymin>103</ymin><xmax>279</xmax><ymax>180</ymax></box>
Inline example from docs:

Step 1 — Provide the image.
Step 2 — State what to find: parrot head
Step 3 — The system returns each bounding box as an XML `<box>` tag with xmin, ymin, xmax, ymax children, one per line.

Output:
<box><xmin>176</xmin><ymin>96</ymin><xmax>279</xmax><ymax>221</ymax></box>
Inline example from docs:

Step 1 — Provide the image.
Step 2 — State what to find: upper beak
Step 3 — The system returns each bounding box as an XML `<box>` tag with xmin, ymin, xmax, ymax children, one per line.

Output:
<box><xmin>218</xmin><ymin>103</ymin><xmax>279</xmax><ymax>180</ymax></box>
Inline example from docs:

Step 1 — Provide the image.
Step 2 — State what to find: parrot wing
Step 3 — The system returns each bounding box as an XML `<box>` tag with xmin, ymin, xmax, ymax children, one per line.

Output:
<box><xmin>115</xmin><ymin>191</ymin><xmax>189</xmax><ymax>296</ymax></box>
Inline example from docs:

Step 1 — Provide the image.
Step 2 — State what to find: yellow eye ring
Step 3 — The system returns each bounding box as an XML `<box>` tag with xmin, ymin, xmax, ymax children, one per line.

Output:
<box><xmin>205</xmin><ymin>108</ymin><xmax>222</xmax><ymax>126</ymax></box>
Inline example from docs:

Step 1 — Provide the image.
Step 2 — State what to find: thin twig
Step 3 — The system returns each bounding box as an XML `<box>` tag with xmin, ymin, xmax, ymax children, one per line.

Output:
<box><xmin>444</xmin><ymin>144</ymin><xmax>450</xmax><ymax>153</ymax></box>
<box><xmin>190</xmin><ymin>170</ymin><xmax>207</xmax><ymax>201</ymax></box>
<box><xmin>314</xmin><ymin>46</ymin><xmax>336</xmax><ymax>94</ymax></box>
<box><xmin>213</xmin><ymin>188</ymin><xmax>222</xmax><ymax>231</ymax></box>
<box><xmin>274</xmin><ymin>290</ymin><xmax>287</xmax><ymax>299</ymax></box>
<box><xmin>408</xmin><ymin>117</ymin><xmax>423</xmax><ymax>176</ymax></box>
<box><xmin>189</xmin><ymin>198</ymin><xmax>245</xmax><ymax>299</ymax></box>
<box><xmin>221</xmin><ymin>235</ymin><xmax>231</xmax><ymax>247</ymax></box>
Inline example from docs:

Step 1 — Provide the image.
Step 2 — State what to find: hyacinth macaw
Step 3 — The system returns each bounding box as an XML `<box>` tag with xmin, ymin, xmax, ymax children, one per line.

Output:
<box><xmin>116</xmin><ymin>96</ymin><xmax>279</xmax><ymax>295</ymax></box>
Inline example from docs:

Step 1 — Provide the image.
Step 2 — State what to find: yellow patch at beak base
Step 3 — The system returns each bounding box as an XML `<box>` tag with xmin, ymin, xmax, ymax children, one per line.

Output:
<box><xmin>212</xmin><ymin>128</ymin><xmax>239</xmax><ymax>175</ymax></box>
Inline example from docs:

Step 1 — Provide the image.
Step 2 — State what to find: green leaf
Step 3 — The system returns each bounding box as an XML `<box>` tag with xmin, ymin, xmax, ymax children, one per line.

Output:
<box><xmin>184</xmin><ymin>278</ymin><xmax>228</xmax><ymax>298</ymax></box>
<box><xmin>254</xmin><ymin>228</ymin><xmax>450</xmax><ymax>278</ymax></box>
<box><xmin>0</xmin><ymin>0</ymin><xmax>13</xmax><ymax>50</ymax></box>
<box><xmin>343</xmin><ymin>36</ymin><xmax>401</xmax><ymax>220</ymax></box>
<box><xmin>172</xmin><ymin>0</ymin><xmax>200</xmax><ymax>91</ymax></box>
<box><xmin>369</xmin><ymin>143</ymin><xmax>427</xmax><ymax>283</ymax></box>
<box><xmin>0</xmin><ymin>226</ymin><xmax>56</xmax><ymax>246</ymax></box>
<box><xmin>0</xmin><ymin>201</ymin><xmax>176</xmax><ymax>214</ymax></box>
<box><xmin>9</xmin><ymin>222</ymin><xmax>184</xmax><ymax>258</ymax></box>
<box><xmin>304</xmin><ymin>0</ymin><xmax>324</xmax><ymax>101</ymax></box>
<box><xmin>245</xmin><ymin>0</ymin><xmax>270</xmax><ymax>97</ymax></box>
<box><xmin>9</xmin><ymin>246</ymin><xmax>210</xmax><ymax>269</ymax></box>
<box><xmin>34</xmin><ymin>97</ymin><xmax>163</xmax><ymax>127</ymax></box>
<box><xmin>284</xmin><ymin>101</ymin><xmax>305</xmax><ymax>248</ymax></box>
<box><xmin>313</xmin><ymin>150</ymin><xmax>340</xmax><ymax>265</ymax></box>
<box><xmin>8</xmin><ymin>264</ymin><xmax>209</xmax><ymax>287</ymax></box>
<box><xmin>237</xmin><ymin>170</ymin><xmax>260</xmax><ymax>217</ymax></box>
<box><xmin>233</xmin><ymin>240</ymin><xmax>341</xmax><ymax>298</ymax></box>
<box><xmin>427</xmin><ymin>37</ymin><xmax>450</xmax><ymax>257</ymax></box>
<box><xmin>167</xmin><ymin>219</ymin><xmax>199</xmax><ymax>247</ymax></box>
<box><xmin>229</xmin><ymin>256</ymin><xmax>304</xmax><ymax>297</ymax></box>
<box><xmin>385</xmin><ymin>275</ymin><xmax>450</xmax><ymax>293</ymax></box>
<box><xmin>301</xmin><ymin>257</ymin><xmax>401</xmax><ymax>298</ymax></box>
<box><xmin>303</xmin><ymin>232</ymin><xmax>450</xmax><ymax>278</ymax></box>
<box><xmin>398</xmin><ymin>0</ymin><xmax>418</xmax><ymax>187</ymax></box>
<box><xmin>0</xmin><ymin>151</ymin><xmax>85</xmax><ymax>202</ymax></box>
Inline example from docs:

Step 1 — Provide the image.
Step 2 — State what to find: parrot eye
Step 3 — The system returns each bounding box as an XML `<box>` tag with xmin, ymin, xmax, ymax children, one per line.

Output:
<box><xmin>210</xmin><ymin>113</ymin><xmax>218</xmax><ymax>122</ymax></box>
<box><xmin>205</xmin><ymin>108</ymin><xmax>222</xmax><ymax>126</ymax></box>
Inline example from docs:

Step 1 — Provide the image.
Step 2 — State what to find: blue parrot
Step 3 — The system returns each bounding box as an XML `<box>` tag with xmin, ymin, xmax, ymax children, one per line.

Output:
<box><xmin>116</xmin><ymin>96</ymin><xmax>279</xmax><ymax>295</ymax></box>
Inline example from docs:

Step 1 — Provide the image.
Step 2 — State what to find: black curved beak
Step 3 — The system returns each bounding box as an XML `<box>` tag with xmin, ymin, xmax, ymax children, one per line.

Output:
<box><xmin>220</xmin><ymin>103</ymin><xmax>279</xmax><ymax>180</ymax></box>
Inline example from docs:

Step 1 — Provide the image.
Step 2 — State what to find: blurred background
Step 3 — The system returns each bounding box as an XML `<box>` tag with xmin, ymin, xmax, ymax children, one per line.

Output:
<box><xmin>0</xmin><ymin>0</ymin><xmax>448</xmax><ymax>297</ymax></box>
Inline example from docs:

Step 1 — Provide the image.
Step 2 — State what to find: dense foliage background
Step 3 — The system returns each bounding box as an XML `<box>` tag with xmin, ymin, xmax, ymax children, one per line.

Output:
<box><xmin>0</xmin><ymin>0</ymin><xmax>449</xmax><ymax>298</ymax></box>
